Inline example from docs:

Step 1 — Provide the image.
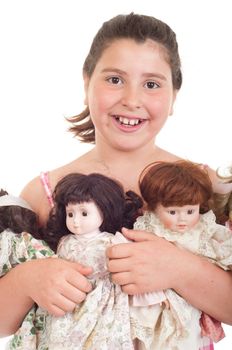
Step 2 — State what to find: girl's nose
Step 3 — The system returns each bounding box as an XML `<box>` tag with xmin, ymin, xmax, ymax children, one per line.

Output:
<box><xmin>121</xmin><ymin>85</ymin><xmax>141</xmax><ymax>110</ymax></box>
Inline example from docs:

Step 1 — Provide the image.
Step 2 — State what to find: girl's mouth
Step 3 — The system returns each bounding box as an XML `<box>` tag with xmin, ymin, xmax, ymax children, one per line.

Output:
<box><xmin>112</xmin><ymin>115</ymin><xmax>146</xmax><ymax>129</ymax></box>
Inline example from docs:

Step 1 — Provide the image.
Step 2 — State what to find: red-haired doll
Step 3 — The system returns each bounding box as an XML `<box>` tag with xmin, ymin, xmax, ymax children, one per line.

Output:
<box><xmin>130</xmin><ymin>161</ymin><xmax>232</xmax><ymax>350</ymax></box>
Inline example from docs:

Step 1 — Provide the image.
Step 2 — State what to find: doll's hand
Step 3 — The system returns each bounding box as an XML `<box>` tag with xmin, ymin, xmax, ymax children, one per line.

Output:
<box><xmin>15</xmin><ymin>257</ymin><xmax>93</xmax><ymax>316</ymax></box>
<box><xmin>107</xmin><ymin>228</ymin><xmax>180</xmax><ymax>295</ymax></box>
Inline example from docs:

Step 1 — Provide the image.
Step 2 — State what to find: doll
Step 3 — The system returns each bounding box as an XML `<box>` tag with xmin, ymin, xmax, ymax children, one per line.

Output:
<box><xmin>0</xmin><ymin>189</ymin><xmax>54</xmax><ymax>350</ymax></box>
<box><xmin>8</xmin><ymin>173</ymin><xmax>142</xmax><ymax>350</ymax></box>
<box><xmin>130</xmin><ymin>161</ymin><xmax>232</xmax><ymax>350</ymax></box>
<box><xmin>0</xmin><ymin>189</ymin><xmax>53</xmax><ymax>277</ymax></box>
<box><xmin>213</xmin><ymin>164</ymin><xmax>232</xmax><ymax>228</ymax></box>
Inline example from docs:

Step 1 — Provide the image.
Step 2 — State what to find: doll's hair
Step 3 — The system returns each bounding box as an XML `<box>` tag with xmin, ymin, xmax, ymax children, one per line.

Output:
<box><xmin>67</xmin><ymin>12</ymin><xmax>182</xmax><ymax>143</ymax></box>
<box><xmin>43</xmin><ymin>173</ymin><xmax>143</xmax><ymax>251</ymax></box>
<box><xmin>0</xmin><ymin>189</ymin><xmax>39</xmax><ymax>235</ymax></box>
<box><xmin>139</xmin><ymin>160</ymin><xmax>213</xmax><ymax>213</ymax></box>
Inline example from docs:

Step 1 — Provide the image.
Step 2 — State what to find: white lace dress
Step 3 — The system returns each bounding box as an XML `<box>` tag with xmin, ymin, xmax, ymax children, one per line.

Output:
<box><xmin>130</xmin><ymin>210</ymin><xmax>232</xmax><ymax>350</ymax></box>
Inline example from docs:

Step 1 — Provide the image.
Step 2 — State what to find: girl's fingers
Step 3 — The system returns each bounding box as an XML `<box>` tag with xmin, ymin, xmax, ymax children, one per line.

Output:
<box><xmin>121</xmin><ymin>227</ymin><xmax>156</xmax><ymax>242</ymax></box>
<box><xmin>110</xmin><ymin>271</ymin><xmax>132</xmax><ymax>286</ymax></box>
<box><xmin>107</xmin><ymin>257</ymin><xmax>132</xmax><ymax>273</ymax></box>
<box><xmin>67</xmin><ymin>265</ymin><xmax>93</xmax><ymax>293</ymax></box>
<box><xmin>106</xmin><ymin>243</ymin><xmax>132</xmax><ymax>259</ymax></box>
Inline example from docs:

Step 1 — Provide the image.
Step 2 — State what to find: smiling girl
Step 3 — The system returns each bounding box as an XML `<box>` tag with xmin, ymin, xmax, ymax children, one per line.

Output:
<box><xmin>1</xmin><ymin>14</ymin><xmax>231</xmax><ymax>348</ymax></box>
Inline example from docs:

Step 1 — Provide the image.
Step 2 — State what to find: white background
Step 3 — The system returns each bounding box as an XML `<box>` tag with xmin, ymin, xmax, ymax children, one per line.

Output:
<box><xmin>0</xmin><ymin>0</ymin><xmax>231</xmax><ymax>348</ymax></box>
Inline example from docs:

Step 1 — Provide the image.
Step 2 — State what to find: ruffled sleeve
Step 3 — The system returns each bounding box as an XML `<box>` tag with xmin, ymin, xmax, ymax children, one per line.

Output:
<box><xmin>198</xmin><ymin>211</ymin><xmax>232</xmax><ymax>270</ymax></box>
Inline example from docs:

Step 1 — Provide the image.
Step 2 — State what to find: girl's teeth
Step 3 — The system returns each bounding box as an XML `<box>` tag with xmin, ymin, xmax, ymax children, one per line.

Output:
<box><xmin>118</xmin><ymin>117</ymin><xmax>140</xmax><ymax>125</ymax></box>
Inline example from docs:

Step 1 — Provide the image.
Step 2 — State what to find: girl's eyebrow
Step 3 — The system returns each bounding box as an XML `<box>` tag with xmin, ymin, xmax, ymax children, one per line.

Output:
<box><xmin>101</xmin><ymin>68</ymin><xmax>167</xmax><ymax>81</ymax></box>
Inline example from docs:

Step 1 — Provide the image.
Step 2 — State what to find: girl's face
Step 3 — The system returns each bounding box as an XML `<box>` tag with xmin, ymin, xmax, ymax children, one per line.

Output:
<box><xmin>66</xmin><ymin>201</ymin><xmax>103</xmax><ymax>235</ymax></box>
<box><xmin>84</xmin><ymin>38</ymin><xmax>176</xmax><ymax>152</ymax></box>
<box><xmin>155</xmin><ymin>204</ymin><xmax>200</xmax><ymax>233</ymax></box>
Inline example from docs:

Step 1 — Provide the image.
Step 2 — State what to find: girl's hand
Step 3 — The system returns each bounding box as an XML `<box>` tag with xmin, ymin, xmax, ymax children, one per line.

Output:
<box><xmin>106</xmin><ymin>228</ymin><xmax>180</xmax><ymax>294</ymax></box>
<box><xmin>15</xmin><ymin>257</ymin><xmax>93</xmax><ymax>316</ymax></box>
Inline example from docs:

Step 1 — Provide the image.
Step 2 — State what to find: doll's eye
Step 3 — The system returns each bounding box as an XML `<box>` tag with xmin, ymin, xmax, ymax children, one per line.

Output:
<box><xmin>68</xmin><ymin>212</ymin><xmax>73</xmax><ymax>218</ymax></box>
<box><xmin>168</xmin><ymin>210</ymin><xmax>176</xmax><ymax>215</ymax></box>
<box><xmin>187</xmin><ymin>209</ymin><xmax>194</xmax><ymax>214</ymax></box>
<box><xmin>82</xmin><ymin>211</ymin><xmax>88</xmax><ymax>217</ymax></box>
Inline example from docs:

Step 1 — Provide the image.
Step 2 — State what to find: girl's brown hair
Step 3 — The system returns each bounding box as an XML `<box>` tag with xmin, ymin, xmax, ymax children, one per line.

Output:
<box><xmin>68</xmin><ymin>13</ymin><xmax>182</xmax><ymax>143</ymax></box>
<box><xmin>140</xmin><ymin>160</ymin><xmax>213</xmax><ymax>214</ymax></box>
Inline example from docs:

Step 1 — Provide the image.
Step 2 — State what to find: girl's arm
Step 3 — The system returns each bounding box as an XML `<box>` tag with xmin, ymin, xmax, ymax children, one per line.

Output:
<box><xmin>107</xmin><ymin>228</ymin><xmax>232</xmax><ymax>325</ymax></box>
<box><xmin>0</xmin><ymin>258</ymin><xmax>93</xmax><ymax>336</ymax></box>
<box><xmin>0</xmin><ymin>266</ymin><xmax>33</xmax><ymax>337</ymax></box>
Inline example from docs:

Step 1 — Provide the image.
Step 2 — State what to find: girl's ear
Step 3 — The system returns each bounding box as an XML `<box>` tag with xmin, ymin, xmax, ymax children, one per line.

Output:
<box><xmin>83</xmin><ymin>73</ymin><xmax>90</xmax><ymax>105</ymax></box>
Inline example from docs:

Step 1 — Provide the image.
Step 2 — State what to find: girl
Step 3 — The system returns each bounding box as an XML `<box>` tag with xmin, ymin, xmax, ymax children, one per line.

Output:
<box><xmin>1</xmin><ymin>13</ymin><xmax>232</xmax><ymax>346</ymax></box>
<box><xmin>7</xmin><ymin>173</ymin><xmax>142</xmax><ymax>349</ymax></box>
<box><xmin>131</xmin><ymin>160</ymin><xmax>231</xmax><ymax>349</ymax></box>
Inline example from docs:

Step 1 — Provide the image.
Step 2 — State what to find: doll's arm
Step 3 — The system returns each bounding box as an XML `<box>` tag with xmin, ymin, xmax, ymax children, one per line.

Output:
<box><xmin>107</xmin><ymin>228</ymin><xmax>232</xmax><ymax>325</ymax></box>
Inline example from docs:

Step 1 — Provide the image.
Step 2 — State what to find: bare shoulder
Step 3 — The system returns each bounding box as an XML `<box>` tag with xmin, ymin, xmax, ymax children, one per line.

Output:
<box><xmin>20</xmin><ymin>151</ymin><xmax>95</xmax><ymax>225</ymax></box>
<box><xmin>20</xmin><ymin>175</ymin><xmax>51</xmax><ymax>225</ymax></box>
<box><xmin>155</xmin><ymin>146</ymin><xmax>181</xmax><ymax>162</ymax></box>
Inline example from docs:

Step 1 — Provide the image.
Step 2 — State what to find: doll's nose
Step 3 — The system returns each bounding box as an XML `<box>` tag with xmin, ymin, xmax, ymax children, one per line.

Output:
<box><xmin>73</xmin><ymin>218</ymin><xmax>80</xmax><ymax>227</ymax></box>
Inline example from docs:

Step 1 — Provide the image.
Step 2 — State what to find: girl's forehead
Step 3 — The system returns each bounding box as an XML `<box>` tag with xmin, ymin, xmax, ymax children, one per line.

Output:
<box><xmin>101</xmin><ymin>38</ymin><xmax>166</xmax><ymax>59</ymax></box>
<box><xmin>93</xmin><ymin>38</ymin><xmax>171</xmax><ymax>77</ymax></box>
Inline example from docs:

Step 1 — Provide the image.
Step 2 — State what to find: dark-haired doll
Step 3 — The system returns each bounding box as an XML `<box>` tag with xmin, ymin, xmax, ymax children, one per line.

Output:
<box><xmin>0</xmin><ymin>190</ymin><xmax>54</xmax><ymax>350</ymax></box>
<box><xmin>0</xmin><ymin>189</ymin><xmax>54</xmax><ymax>277</ymax></box>
<box><xmin>8</xmin><ymin>173</ymin><xmax>142</xmax><ymax>350</ymax></box>
<box><xmin>130</xmin><ymin>161</ymin><xmax>232</xmax><ymax>350</ymax></box>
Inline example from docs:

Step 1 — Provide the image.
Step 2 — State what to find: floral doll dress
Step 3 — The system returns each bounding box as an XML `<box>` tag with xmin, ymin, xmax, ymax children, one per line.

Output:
<box><xmin>36</xmin><ymin>231</ymin><xmax>134</xmax><ymax>350</ymax></box>
<box><xmin>7</xmin><ymin>231</ymin><xmax>134</xmax><ymax>350</ymax></box>
<box><xmin>0</xmin><ymin>229</ymin><xmax>54</xmax><ymax>350</ymax></box>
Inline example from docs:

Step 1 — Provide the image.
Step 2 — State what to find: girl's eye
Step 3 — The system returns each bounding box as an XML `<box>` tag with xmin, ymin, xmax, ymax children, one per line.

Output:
<box><xmin>68</xmin><ymin>212</ymin><xmax>73</xmax><ymax>218</ymax></box>
<box><xmin>144</xmin><ymin>81</ymin><xmax>159</xmax><ymax>89</ymax></box>
<box><xmin>82</xmin><ymin>211</ymin><xmax>88</xmax><ymax>217</ymax></box>
<box><xmin>107</xmin><ymin>76</ymin><xmax>123</xmax><ymax>85</ymax></box>
<box><xmin>168</xmin><ymin>210</ymin><xmax>176</xmax><ymax>215</ymax></box>
<box><xmin>187</xmin><ymin>210</ymin><xmax>193</xmax><ymax>214</ymax></box>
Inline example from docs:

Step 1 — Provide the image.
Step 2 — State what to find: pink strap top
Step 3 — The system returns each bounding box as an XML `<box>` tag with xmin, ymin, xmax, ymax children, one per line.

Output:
<box><xmin>40</xmin><ymin>171</ymin><xmax>54</xmax><ymax>207</ymax></box>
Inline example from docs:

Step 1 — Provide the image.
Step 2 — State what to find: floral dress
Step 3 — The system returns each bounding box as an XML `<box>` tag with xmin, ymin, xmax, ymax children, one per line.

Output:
<box><xmin>6</xmin><ymin>231</ymin><xmax>134</xmax><ymax>350</ymax></box>
<box><xmin>130</xmin><ymin>210</ymin><xmax>232</xmax><ymax>350</ymax></box>
<box><xmin>0</xmin><ymin>229</ymin><xmax>54</xmax><ymax>350</ymax></box>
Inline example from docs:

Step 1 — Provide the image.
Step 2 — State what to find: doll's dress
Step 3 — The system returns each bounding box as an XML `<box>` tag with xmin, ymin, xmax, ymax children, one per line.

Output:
<box><xmin>0</xmin><ymin>229</ymin><xmax>54</xmax><ymax>276</ymax></box>
<box><xmin>0</xmin><ymin>229</ymin><xmax>54</xmax><ymax>350</ymax></box>
<box><xmin>33</xmin><ymin>230</ymin><xmax>134</xmax><ymax>350</ymax></box>
<box><xmin>130</xmin><ymin>210</ymin><xmax>232</xmax><ymax>350</ymax></box>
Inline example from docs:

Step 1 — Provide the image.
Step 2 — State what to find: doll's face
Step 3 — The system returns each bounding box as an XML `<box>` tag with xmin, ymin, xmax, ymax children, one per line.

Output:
<box><xmin>155</xmin><ymin>203</ymin><xmax>200</xmax><ymax>233</ymax></box>
<box><xmin>66</xmin><ymin>201</ymin><xmax>103</xmax><ymax>235</ymax></box>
